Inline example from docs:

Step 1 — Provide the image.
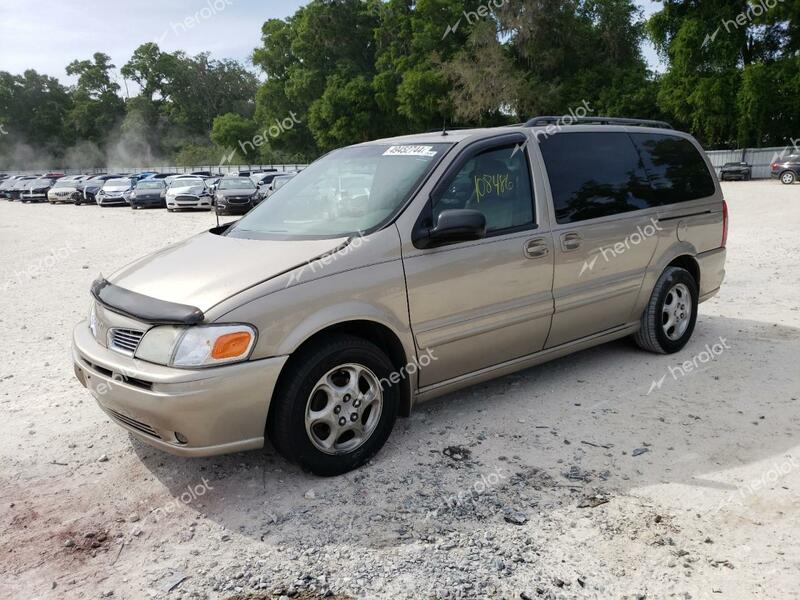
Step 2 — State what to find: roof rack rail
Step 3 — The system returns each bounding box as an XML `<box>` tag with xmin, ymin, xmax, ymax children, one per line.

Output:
<box><xmin>524</xmin><ymin>116</ymin><xmax>673</xmax><ymax>130</ymax></box>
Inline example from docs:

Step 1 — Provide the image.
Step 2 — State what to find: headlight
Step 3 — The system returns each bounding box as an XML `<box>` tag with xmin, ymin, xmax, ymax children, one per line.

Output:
<box><xmin>135</xmin><ymin>324</ymin><xmax>257</xmax><ymax>368</ymax></box>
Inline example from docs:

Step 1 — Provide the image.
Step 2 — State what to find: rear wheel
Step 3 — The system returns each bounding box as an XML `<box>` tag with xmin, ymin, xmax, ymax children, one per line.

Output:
<box><xmin>634</xmin><ymin>267</ymin><xmax>699</xmax><ymax>354</ymax></box>
<box><xmin>268</xmin><ymin>334</ymin><xmax>399</xmax><ymax>476</ymax></box>
<box><xmin>781</xmin><ymin>171</ymin><xmax>796</xmax><ymax>185</ymax></box>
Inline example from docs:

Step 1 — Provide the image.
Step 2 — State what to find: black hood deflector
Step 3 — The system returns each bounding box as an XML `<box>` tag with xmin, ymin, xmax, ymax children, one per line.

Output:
<box><xmin>91</xmin><ymin>278</ymin><xmax>205</xmax><ymax>325</ymax></box>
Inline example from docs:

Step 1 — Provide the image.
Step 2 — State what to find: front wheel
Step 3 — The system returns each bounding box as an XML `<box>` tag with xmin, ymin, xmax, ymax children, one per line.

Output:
<box><xmin>781</xmin><ymin>171</ymin><xmax>796</xmax><ymax>185</ymax></box>
<box><xmin>634</xmin><ymin>266</ymin><xmax>699</xmax><ymax>354</ymax></box>
<box><xmin>268</xmin><ymin>335</ymin><xmax>399</xmax><ymax>476</ymax></box>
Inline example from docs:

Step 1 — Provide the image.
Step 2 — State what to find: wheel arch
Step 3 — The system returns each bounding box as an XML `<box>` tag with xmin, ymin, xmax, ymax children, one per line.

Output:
<box><xmin>268</xmin><ymin>319</ymin><xmax>413</xmax><ymax>424</ymax></box>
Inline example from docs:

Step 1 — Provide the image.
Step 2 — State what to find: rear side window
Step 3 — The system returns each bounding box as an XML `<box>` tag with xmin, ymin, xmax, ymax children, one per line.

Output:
<box><xmin>539</xmin><ymin>132</ymin><xmax>654</xmax><ymax>224</ymax></box>
<box><xmin>629</xmin><ymin>133</ymin><xmax>716</xmax><ymax>204</ymax></box>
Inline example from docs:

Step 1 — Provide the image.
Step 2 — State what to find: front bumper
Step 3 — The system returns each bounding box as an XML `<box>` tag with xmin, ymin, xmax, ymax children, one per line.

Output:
<box><xmin>72</xmin><ymin>321</ymin><xmax>288</xmax><ymax>457</ymax></box>
<box><xmin>97</xmin><ymin>195</ymin><xmax>128</xmax><ymax>206</ymax></box>
<box><xmin>166</xmin><ymin>195</ymin><xmax>213</xmax><ymax>210</ymax></box>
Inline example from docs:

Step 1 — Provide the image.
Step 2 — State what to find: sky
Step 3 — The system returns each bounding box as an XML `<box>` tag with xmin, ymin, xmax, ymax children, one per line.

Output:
<box><xmin>0</xmin><ymin>0</ymin><xmax>665</xmax><ymax>88</ymax></box>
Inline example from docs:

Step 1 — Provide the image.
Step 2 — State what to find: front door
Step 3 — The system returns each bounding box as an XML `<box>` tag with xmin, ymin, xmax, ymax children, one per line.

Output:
<box><xmin>402</xmin><ymin>138</ymin><xmax>555</xmax><ymax>387</ymax></box>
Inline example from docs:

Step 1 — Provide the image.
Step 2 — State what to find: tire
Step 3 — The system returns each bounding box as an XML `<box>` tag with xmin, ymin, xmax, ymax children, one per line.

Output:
<box><xmin>780</xmin><ymin>171</ymin><xmax>796</xmax><ymax>185</ymax></box>
<box><xmin>268</xmin><ymin>334</ymin><xmax>399</xmax><ymax>476</ymax></box>
<box><xmin>634</xmin><ymin>266</ymin><xmax>699</xmax><ymax>354</ymax></box>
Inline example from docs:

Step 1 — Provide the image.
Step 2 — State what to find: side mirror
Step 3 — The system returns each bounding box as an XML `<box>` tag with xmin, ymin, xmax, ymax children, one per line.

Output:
<box><xmin>418</xmin><ymin>209</ymin><xmax>486</xmax><ymax>248</ymax></box>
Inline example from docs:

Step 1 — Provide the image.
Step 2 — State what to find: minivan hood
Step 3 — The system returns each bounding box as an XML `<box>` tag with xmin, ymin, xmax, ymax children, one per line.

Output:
<box><xmin>109</xmin><ymin>231</ymin><xmax>348</xmax><ymax>312</ymax></box>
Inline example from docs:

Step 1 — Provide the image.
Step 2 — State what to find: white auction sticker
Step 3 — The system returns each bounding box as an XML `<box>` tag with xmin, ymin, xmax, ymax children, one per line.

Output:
<box><xmin>383</xmin><ymin>145</ymin><xmax>438</xmax><ymax>157</ymax></box>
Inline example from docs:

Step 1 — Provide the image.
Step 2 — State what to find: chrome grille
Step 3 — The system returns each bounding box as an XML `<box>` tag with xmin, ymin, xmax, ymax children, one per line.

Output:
<box><xmin>108</xmin><ymin>328</ymin><xmax>144</xmax><ymax>355</ymax></box>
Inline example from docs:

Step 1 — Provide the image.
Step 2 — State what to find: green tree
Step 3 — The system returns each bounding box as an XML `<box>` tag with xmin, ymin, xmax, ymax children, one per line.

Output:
<box><xmin>648</xmin><ymin>0</ymin><xmax>800</xmax><ymax>147</ymax></box>
<box><xmin>211</xmin><ymin>113</ymin><xmax>258</xmax><ymax>161</ymax></box>
<box><xmin>65</xmin><ymin>52</ymin><xmax>125</xmax><ymax>143</ymax></box>
<box><xmin>445</xmin><ymin>0</ymin><xmax>659</xmax><ymax>123</ymax></box>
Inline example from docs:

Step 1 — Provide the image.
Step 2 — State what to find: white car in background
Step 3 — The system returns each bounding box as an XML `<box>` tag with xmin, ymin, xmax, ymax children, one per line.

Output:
<box><xmin>48</xmin><ymin>175</ymin><xmax>88</xmax><ymax>204</ymax></box>
<box><xmin>97</xmin><ymin>178</ymin><xmax>135</xmax><ymax>206</ymax></box>
<box><xmin>165</xmin><ymin>177</ymin><xmax>213</xmax><ymax>211</ymax></box>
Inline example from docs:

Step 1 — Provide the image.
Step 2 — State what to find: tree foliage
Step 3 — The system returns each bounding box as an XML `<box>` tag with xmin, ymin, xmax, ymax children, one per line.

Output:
<box><xmin>649</xmin><ymin>0</ymin><xmax>800</xmax><ymax>148</ymax></box>
<box><xmin>1</xmin><ymin>0</ymin><xmax>799</xmax><ymax>170</ymax></box>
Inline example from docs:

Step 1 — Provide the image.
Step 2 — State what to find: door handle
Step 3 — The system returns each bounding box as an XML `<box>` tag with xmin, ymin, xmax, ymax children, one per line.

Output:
<box><xmin>560</xmin><ymin>232</ymin><xmax>582</xmax><ymax>252</ymax></box>
<box><xmin>524</xmin><ymin>238</ymin><xmax>549</xmax><ymax>259</ymax></box>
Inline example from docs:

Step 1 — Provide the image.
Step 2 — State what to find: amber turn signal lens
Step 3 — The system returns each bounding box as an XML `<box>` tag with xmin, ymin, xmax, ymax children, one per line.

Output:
<box><xmin>211</xmin><ymin>331</ymin><xmax>252</xmax><ymax>359</ymax></box>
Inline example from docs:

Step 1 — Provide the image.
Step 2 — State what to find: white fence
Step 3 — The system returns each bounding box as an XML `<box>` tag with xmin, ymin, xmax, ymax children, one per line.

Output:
<box><xmin>705</xmin><ymin>147</ymin><xmax>787</xmax><ymax>179</ymax></box>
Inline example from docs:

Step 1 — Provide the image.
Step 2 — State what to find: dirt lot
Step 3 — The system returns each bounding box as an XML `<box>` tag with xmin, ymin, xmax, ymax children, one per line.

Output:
<box><xmin>1</xmin><ymin>180</ymin><xmax>799</xmax><ymax>600</ymax></box>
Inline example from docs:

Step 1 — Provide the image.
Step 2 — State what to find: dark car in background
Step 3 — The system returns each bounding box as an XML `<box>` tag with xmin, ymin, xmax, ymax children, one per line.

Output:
<box><xmin>0</xmin><ymin>176</ymin><xmax>29</xmax><ymax>199</ymax></box>
<box><xmin>8</xmin><ymin>177</ymin><xmax>38</xmax><ymax>200</ymax></box>
<box><xmin>130</xmin><ymin>179</ymin><xmax>167</xmax><ymax>209</ymax></box>
<box><xmin>79</xmin><ymin>174</ymin><xmax>120</xmax><ymax>205</ymax></box>
<box><xmin>771</xmin><ymin>155</ymin><xmax>799</xmax><ymax>184</ymax></box>
<box><xmin>719</xmin><ymin>162</ymin><xmax>751</xmax><ymax>181</ymax></box>
<box><xmin>214</xmin><ymin>177</ymin><xmax>260</xmax><ymax>215</ymax></box>
<box><xmin>22</xmin><ymin>177</ymin><xmax>60</xmax><ymax>202</ymax></box>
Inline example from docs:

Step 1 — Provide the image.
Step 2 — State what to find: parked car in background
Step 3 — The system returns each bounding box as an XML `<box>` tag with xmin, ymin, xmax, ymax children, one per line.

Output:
<box><xmin>48</xmin><ymin>176</ymin><xmax>86</xmax><ymax>204</ymax></box>
<box><xmin>771</xmin><ymin>155</ymin><xmax>799</xmax><ymax>184</ymax></box>
<box><xmin>145</xmin><ymin>173</ymin><xmax>173</xmax><ymax>180</ymax></box>
<box><xmin>97</xmin><ymin>178</ymin><xmax>135</xmax><ymax>206</ymax></box>
<box><xmin>79</xmin><ymin>175</ymin><xmax>119</xmax><ymax>205</ymax></box>
<box><xmin>165</xmin><ymin>177</ymin><xmax>213</xmax><ymax>211</ymax></box>
<box><xmin>214</xmin><ymin>177</ymin><xmax>260</xmax><ymax>215</ymax></box>
<box><xmin>130</xmin><ymin>179</ymin><xmax>167</xmax><ymax>209</ymax></box>
<box><xmin>250</xmin><ymin>171</ymin><xmax>279</xmax><ymax>187</ymax></box>
<box><xmin>72</xmin><ymin>119</ymin><xmax>727</xmax><ymax>475</ymax></box>
<box><xmin>23</xmin><ymin>177</ymin><xmax>60</xmax><ymax>202</ymax></box>
<box><xmin>8</xmin><ymin>177</ymin><xmax>38</xmax><ymax>200</ymax></box>
<box><xmin>0</xmin><ymin>175</ymin><xmax>28</xmax><ymax>199</ymax></box>
<box><xmin>719</xmin><ymin>162</ymin><xmax>751</xmax><ymax>181</ymax></box>
<box><xmin>264</xmin><ymin>172</ymin><xmax>298</xmax><ymax>198</ymax></box>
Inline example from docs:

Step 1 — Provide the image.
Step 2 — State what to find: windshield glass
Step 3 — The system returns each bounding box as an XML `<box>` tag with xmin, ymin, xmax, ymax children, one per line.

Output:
<box><xmin>32</xmin><ymin>178</ymin><xmax>53</xmax><ymax>186</ymax></box>
<box><xmin>171</xmin><ymin>178</ymin><xmax>204</xmax><ymax>187</ymax></box>
<box><xmin>104</xmin><ymin>178</ymin><xmax>131</xmax><ymax>187</ymax></box>
<box><xmin>218</xmin><ymin>178</ymin><xmax>255</xmax><ymax>190</ymax></box>
<box><xmin>227</xmin><ymin>143</ymin><xmax>450</xmax><ymax>238</ymax></box>
<box><xmin>136</xmin><ymin>181</ymin><xmax>164</xmax><ymax>189</ymax></box>
<box><xmin>53</xmin><ymin>180</ymin><xmax>75</xmax><ymax>188</ymax></box>
<box><xmin>273</xmin><ymin>175</ymin><xmax>295</xmax><ymax>190</ymax></box>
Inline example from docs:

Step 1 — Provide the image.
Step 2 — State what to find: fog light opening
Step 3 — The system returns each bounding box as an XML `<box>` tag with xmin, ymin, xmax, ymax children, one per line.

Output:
<box><xmin>174</xmin><ymin>432</ymin><xmax>189</xmax><ymax>445</ymax></box>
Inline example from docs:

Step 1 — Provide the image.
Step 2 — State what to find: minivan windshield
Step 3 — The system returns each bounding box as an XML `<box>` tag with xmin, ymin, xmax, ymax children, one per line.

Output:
<box><xmin>227</xmin><ymin>143</ymin><xmax>450</xmax><ymax>239</ymax></box>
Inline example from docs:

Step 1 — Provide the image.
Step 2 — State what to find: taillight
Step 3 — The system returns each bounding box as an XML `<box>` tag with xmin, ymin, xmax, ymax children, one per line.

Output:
<box><xmin>721</xmin><ymin>199</ymin><xmax>729</xmax><ymax>248</ymax></box>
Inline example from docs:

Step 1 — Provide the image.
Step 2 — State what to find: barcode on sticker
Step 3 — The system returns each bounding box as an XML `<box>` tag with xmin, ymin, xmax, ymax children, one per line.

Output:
<box><xmin>383</xmin><ymin>145</ymin><xmax>437</xmax><ymax>157</ymax></box>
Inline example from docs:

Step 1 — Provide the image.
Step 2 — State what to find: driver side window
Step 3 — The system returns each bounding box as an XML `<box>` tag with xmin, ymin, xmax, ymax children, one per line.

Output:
<box><xmin>432</xmin><ymin>145</ymin><xmax>535</xmax><ymax>234</ymax></box>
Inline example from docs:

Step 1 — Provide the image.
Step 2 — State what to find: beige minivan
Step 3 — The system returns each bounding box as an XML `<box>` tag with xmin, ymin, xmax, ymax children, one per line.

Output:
<box><xmin>72</xmin><ymin>117</ymin><xmax>727</xmax><ymax>475</ymax></box>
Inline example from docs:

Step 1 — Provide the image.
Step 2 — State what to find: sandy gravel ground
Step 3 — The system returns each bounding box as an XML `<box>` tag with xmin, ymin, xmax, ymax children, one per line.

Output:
<box><xmin>1</xmin><ymin>181</ymin><xmax>799</xmax><ymax>600</ymax></box>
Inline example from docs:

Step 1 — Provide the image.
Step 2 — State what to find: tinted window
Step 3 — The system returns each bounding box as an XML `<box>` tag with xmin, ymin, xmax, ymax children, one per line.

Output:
<box><xmin>539</xmin><ymin>132</ymin><xmax>654</xmax><ymax>224</ymax></box>
<box><xmin>432</xmin><ymin>146</ymin><xmax>534</xmax><ymax>234</ymax></box>
<box><xmin>630</xmin><ymin>133</ymin><xmax>716</xmax><ymax>204</ymax></box>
